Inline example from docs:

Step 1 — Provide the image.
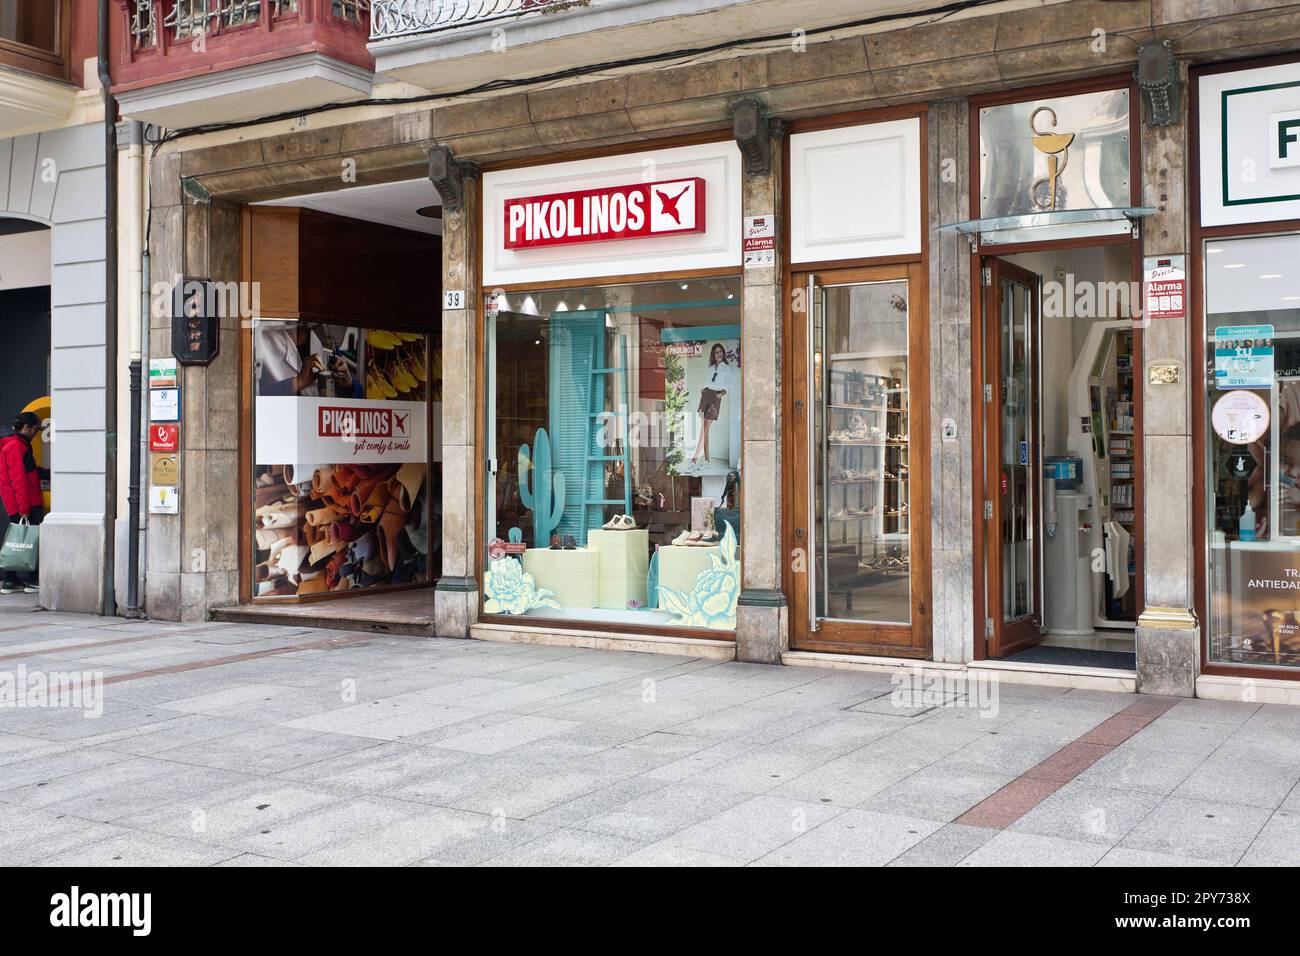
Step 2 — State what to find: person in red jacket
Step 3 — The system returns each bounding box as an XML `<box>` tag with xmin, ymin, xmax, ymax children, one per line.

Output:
<box><xmin>0</xmin><ymin>412</ymin><xmax>47</xmax><ymax>594</ymax></box>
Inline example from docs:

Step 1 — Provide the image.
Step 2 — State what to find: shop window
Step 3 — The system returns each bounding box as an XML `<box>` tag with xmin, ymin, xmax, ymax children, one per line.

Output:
<box><xmin>1205</xmin><ymin>233</ymin><xmax>1300</xmax><ymax>668</ymax></box>
<box><xmin>251</xmin><ymin>320</ymin><xmax>438</xmax><ymax>598</ymax></box>
<box><xmin>815</xmin><ymin>280</ymin><xmax>913</xmax><ymax>624</ymax></box>
<box><xmin>484</xmin><ymin>277</ymin><xmax>742</xmax><ymax>630</ymax></box>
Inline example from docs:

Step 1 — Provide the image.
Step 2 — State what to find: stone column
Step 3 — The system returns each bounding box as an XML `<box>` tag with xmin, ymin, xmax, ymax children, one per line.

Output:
<box><xmin>143</xmin><ymin>153</ymin><xmax>241</xmax><ymax>622</ymax></box>
<box><xmin>735</xmin><ymin>120</ymin><xmax>788</xmax><ymax>664</ymax></box>
<box><xmin>927</xmin><ymin>99</ymin><xmax>976</xmax><ymax>664</ymax></box>
<box><xmin>1135</xmin><ymin>62</ymin><xmax>1198</xmax><ymax>697</ymax></box>
<box><xmin>434</xmin><ymin>171</ymin><xmax>481</xmax><ymax>638</ymax></box>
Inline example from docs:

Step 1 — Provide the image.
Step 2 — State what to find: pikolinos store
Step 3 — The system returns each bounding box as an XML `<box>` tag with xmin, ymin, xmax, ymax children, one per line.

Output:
<box><xmin>478</xmin><ymin>142</ymin><xmax>745</xmax><ymax>636</ymax></box>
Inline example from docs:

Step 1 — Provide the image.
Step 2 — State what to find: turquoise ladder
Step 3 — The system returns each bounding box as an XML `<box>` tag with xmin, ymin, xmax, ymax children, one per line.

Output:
<box><xmin>580</xmin><ymin>333</ymin><xmax>634</xmax><ymax>542</ymax></box>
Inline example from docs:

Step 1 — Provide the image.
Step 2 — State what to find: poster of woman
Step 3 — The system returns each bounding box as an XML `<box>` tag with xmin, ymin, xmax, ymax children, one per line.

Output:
<box><xmin>664</xmin><ymin>328</ymin><xmax>741</xmax><ymax>477</ymax></box>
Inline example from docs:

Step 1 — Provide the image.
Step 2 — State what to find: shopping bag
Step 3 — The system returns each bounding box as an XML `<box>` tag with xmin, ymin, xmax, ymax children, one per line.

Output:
<box><xmin>0</xmin><ymin>517</ymin><xmax>39</xmax><ymax>573</ymax></box>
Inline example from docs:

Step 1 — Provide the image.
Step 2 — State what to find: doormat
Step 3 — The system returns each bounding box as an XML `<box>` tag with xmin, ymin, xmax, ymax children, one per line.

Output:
<box><xmin>1000</xmin><ymin>645</ymin><xmax>1136</xmax><ymax>671</ymax></box>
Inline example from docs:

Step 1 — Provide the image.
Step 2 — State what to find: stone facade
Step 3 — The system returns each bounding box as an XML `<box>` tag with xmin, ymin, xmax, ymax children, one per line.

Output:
<box><xmin>134</xmin><ymin>0</ymin><xmax>1300</xmax><ymax>694</ymax></box>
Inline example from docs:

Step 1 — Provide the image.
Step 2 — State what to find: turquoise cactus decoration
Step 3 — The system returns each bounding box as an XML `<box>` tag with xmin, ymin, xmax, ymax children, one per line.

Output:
<box><xmin>519</xmin><ymin>428</ymin><xmax>566</xmax><ymax>549</ymax></box>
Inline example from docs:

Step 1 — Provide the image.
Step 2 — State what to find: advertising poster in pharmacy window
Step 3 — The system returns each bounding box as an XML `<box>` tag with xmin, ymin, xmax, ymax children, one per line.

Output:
<box><xmin>1214</xmin><ymin>325</ymin><xmax>1275</xmax><ymax>389</ymax></box>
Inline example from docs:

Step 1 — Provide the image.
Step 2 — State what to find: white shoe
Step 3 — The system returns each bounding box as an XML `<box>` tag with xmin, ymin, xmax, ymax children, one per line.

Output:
<box><xmin>23</xmin><ymin>585</ymin><xmax>38</xmax><ymax>594</ymax></box>
<box><xmin>0</xmin><ymin>585</ymin><xmax>19</xmax><ymax>595</ymax></box>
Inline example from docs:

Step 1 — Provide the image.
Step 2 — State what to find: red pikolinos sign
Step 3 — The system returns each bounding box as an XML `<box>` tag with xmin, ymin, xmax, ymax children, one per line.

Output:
<box><xmin>318</xmin><ymin>406</ymin><xmax>412</xmax><ymax>439</ymax></box>
<box><xmin>504</xmin><ymin>178</ymin><xmax>706</xmax><ymax>249</ymax></box>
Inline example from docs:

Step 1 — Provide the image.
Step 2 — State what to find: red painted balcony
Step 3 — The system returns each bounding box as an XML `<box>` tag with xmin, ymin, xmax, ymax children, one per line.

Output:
<box><xmin>110</xmin><ymin>1</ymin><xmax>375</xmax><ymax>129</ymax></box>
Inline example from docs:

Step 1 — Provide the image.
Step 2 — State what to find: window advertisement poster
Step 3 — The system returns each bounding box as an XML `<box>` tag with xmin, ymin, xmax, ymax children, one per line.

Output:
<box><xmin>663</xmin><ymin>326</ymin><xmax>741</xmax><ymax>478</ymax></box>
<box><xmin>251</xmin><ymin>321</ymin><xmax>435</xmax><ymax>599</ymax></box>
<box><xmin>1212</xmin><ymin>543</ymin><xmax>1300</xmax><ymax>667</ymax></box>
<box><xmin>1215</xmin><ymin>324</ymin><xmax>1275</xmax><ymax>389</ymax></box>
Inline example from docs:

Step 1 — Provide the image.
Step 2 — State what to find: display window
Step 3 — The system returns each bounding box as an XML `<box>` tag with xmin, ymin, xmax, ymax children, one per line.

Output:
<box><xmin>251</xmin><ymin>319</ymin><xmax>440</xmax><ymax>598</ymax></box>
<box><xmin>1204</xmin><ymin>232</ymin><xmax>1300</xmax><ymax>668</ymax></box>
<box><xmin>483</xmin><ymin>276</ymin><xmax>743</xmax><ymax>630</ymax></box>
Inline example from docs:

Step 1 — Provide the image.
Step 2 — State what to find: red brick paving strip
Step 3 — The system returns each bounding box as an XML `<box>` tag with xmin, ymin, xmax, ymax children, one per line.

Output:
<box><xmin>99</xmin><ymin>632</ymin><xmax>376</xmax><ymax>685</ymax></box>
<box><xmin>954</xmin><ymin>696</ymin><xmax>1178</xmax><ymax>830</ymax></box>
<box><xmin>14</xmin><ymin>632</ymin><xmax>378</xmax><ymax>700</ymax></box>
<box><xmin>0</xmin><ymin>631</ymin><xmax>194</xmax><ymax>663</ymax></box>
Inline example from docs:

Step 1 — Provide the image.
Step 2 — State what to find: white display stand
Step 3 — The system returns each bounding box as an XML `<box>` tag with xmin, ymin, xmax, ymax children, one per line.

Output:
<box><xmin>588</xmin><ymin>529</ymin><xmax>649</xmax><ymax>610</ymax></box>
<box><xmin>522</xmin><ymin>548</ymin><xmax>598</xmax><ymax>609</ymax></box>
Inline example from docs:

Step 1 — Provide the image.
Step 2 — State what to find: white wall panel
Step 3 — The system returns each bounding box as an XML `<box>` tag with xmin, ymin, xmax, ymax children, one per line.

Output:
<box><xmin>790</xmin><ymin>117</ymin><xmax>921</xmax><ymax>264</ymax></box>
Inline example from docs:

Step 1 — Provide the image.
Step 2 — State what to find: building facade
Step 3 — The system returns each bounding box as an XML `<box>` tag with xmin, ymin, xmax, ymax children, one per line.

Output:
<box><xmin>1</xmin><ymin>0</ymin><xmax>116</xmax><ymax>614</ymax></box>
<box><xmin>88</xmin><ymin>0</ymin><xmax>1300</xmax><ymax>704</ymax></box>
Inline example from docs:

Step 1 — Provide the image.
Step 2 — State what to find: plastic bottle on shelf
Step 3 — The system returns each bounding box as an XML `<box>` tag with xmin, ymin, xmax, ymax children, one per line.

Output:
<box><xmin>1239</xmin><ymin>502</ymin><xmax>1257</xmax><ymax>543</ymax></box>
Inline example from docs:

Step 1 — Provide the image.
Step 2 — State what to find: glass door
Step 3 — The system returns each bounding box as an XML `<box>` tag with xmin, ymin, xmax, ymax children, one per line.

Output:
<box><xmin>982</xmin><ymin>258</ymin><xmax>1043</xmax><ymax>655</ymax></box>
<box><xmin>790</xmin><ymin>264</ymin><xmax>930</xmax><ymax>654</ymax></box>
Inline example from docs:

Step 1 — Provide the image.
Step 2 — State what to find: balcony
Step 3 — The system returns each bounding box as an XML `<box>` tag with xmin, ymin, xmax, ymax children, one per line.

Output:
<box><xmin>366</xmin><ymin>0</ymin><xmax>944</xmax><ymax>96</ymax></box>
<box><xmin>111</xmin><ymin>1</ymin><xmax>376</xmax><ymax>129</ymax></box>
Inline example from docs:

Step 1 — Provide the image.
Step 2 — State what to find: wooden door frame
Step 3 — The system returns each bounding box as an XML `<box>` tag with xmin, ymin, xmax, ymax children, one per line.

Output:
<box><xmin>968</xmin><ymin>74</ymin><xmax>1146</xmax><ymax>661</ymax></box>
<box><xmin>784</xmin><ymin>262</ymin><xmax>933</xmax><ymax>657</ymax></box>
<box><xmin>982</xmin><ymin>257</ymin><xmax>1045</xmax><ymax>656</ymax></box>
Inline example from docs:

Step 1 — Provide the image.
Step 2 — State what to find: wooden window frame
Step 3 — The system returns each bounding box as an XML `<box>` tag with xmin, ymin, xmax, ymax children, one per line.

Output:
<box><xmin>0</xmin><ymin>0</ymin><xmax>71</xmax><ymax>83</ymax></box>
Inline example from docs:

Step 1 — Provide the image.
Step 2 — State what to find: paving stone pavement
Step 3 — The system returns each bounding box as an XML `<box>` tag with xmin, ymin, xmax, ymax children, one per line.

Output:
<box><xmin>1</xmin><ymin>596</ymin><xmax>1298</xmax><ymax>867</ymax></box>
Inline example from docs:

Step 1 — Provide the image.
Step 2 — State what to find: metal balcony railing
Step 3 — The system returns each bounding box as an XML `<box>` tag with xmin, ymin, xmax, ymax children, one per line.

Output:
<box><xmin>127</xmin><ymin>1</ymin><xmax>369</xmax><ymax>50</ymax></box>
<box><xmin>369</xmin><ymin>0</ymin><xmax>570</xmax><ymax>41</ymax></box>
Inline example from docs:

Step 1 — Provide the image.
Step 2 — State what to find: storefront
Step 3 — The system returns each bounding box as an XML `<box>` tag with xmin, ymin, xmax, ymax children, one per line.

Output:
<box><xmin>961</xmin><ymin>79</ymin><xmax>1148</xmax><ymax>672</ymax></box>
<box><xmin>238</xmin><ymin>205</ymin><xmax>443</xmax><ymax>604</ymax></box>
<box><xmin>477</xmin><ymin>140</ymin><xmax>746</xmax><ymax>636</ymax></box>
<box><xmin>781</xmin><ymin>109</ymin><xmax>931</xmax><ymax>657</ymax></box>
<box><xmin>1194</xmin><ymin>54</ymin><xmax>1300</xmax><ymax>679</ymax></box>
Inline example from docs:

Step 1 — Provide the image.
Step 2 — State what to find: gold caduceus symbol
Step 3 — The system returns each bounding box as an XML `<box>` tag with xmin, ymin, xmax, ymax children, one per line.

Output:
<box><xmin>1029</xmin><ymin>106</ymin><xmax>1075</xmax><ymax>211</ymax></box>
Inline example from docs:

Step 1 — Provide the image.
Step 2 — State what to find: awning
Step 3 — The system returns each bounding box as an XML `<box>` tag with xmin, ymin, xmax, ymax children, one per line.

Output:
<box><xmin>937</xmin><ymin>206</ymin><xmax>1158</xmax><ymax>249</ymax></box>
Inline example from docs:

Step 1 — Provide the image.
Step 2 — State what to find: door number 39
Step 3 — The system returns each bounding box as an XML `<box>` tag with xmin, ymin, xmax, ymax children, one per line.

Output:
<box><xmin>443</xmin><ymin>290</ymin><xmax>466</xmax><ymax>309</ymax></box>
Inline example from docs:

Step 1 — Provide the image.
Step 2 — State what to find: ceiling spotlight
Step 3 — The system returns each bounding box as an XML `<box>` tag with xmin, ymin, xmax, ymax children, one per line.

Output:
<box><xmin>1223</xmin><ymin>264</ymin><xmax>1246</xmax><ymax>269</ymax></box>
<box><xmin>1261</xmin><ymin>274</ymin><xmax>1283</xmax><ymax>279</ymax></box>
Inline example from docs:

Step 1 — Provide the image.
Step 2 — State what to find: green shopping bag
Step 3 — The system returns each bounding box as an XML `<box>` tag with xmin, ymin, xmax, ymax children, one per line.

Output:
<box><xmin>0</xmin><ymin>517</ymin><xmax>39</xmax><ymax>574</ymax></box>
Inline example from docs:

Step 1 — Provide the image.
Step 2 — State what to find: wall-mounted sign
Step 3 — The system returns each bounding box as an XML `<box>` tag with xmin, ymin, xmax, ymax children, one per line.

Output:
<box><xmin>503</xmin><ymin>177</ymin><xmax>706</xmax><ymax>250</ymax></box>
<box><xmin>149</xmin><ymin>358</ymin><xmax>178</xmax><ymax>389</ymax></box>
<box><xmin>171</xmin><ymin>279</ymin><xmax>220</xmax><ymax>367</ymax></box>
<box><xmin>150</xmin><ymin>453</ymin><xmax>178</xmax><ymax>486</ymax></box>
<box><xmin>743</xmin><ymin>215</ymin><xmax>775</xmax><ymax>269</ymax></box>
<box><xmin>255</xmin><ymin>396</ymin><xmax>427</xmax><ymax>465</ymax></box>
<box><xmin>1212</xmin><ymin>389</ymin><xmax>1270</xmax><ymax>445</ymax></box>
<box><xmin>149</xmin><ymin>388</ymin><xmax>180</xmax><ymax>422</ymax></box>
<box><xmin>443</xmin><ymin>290</ymin><xmax>465</xmax><ymax>309</ymax></box>
<box><xmin>980</xmin><ymin>88</ymin><xmax>1131</xmax><ymax>219</ymax></box>
<box><xmin>149</xmin><ymin>485</ymin><xmax>179</xmax><ymax>514</ymax></box>
<box><xmin>1144</xmin><ymin>255</ymin><xmax>1186</xmax><ymax>321</ymax></box>
<box><xmin>1215</xmin><ymin>324</ymin><xmax>1275</xmax><ymax>389</ymax></box>
<box><xmin>149</xmin><ymin>423</ymin><xmax>179</xmax><ymax>452</ymax></box>
<box><xmin>1199</xmin><ymin>63</ymin><xmax>1300</xmax><ymax>226</ymax></box>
